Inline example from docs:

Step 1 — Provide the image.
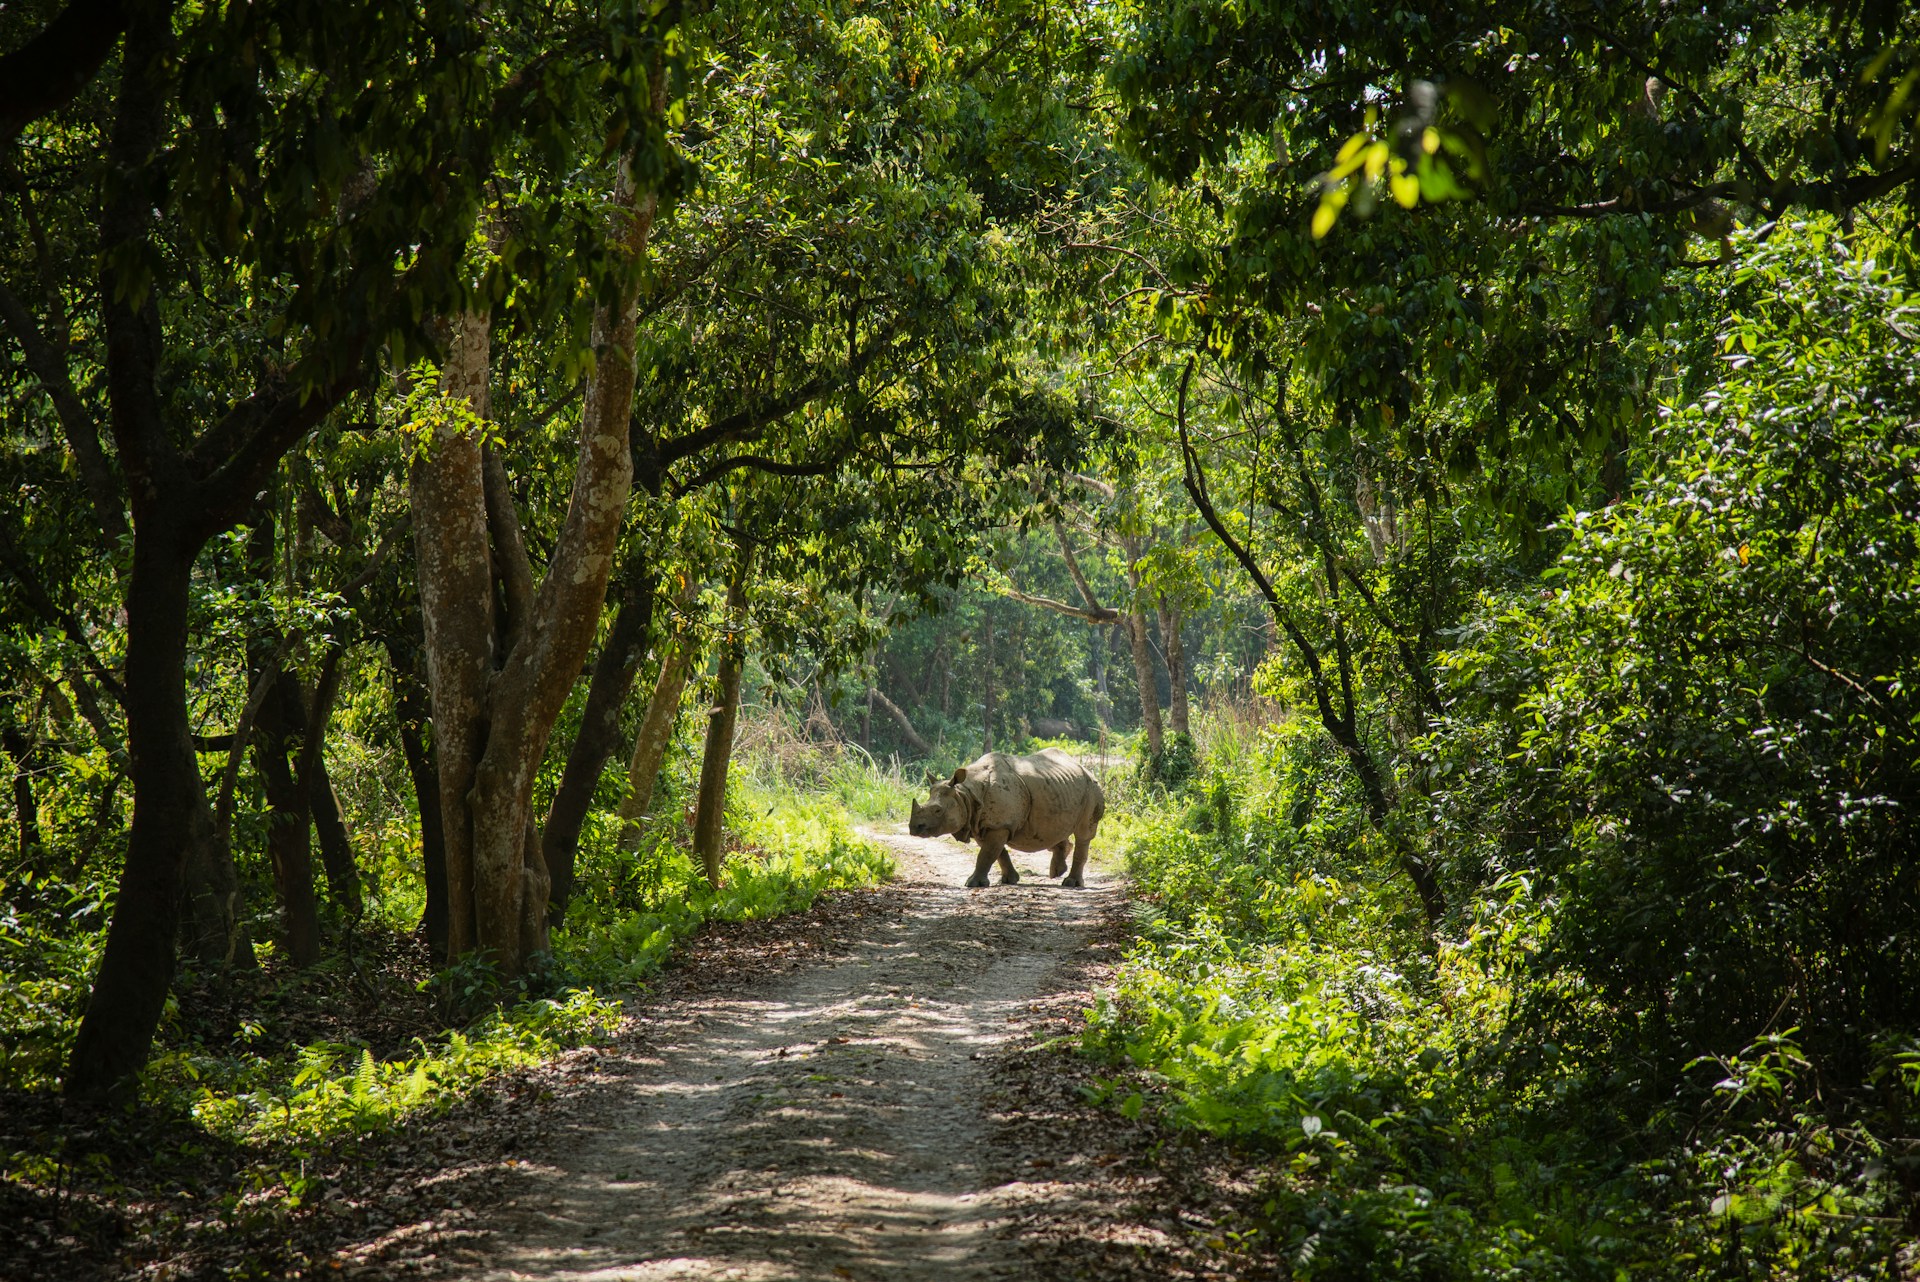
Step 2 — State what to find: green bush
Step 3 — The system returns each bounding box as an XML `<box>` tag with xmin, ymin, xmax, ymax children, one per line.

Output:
<box><xmin>1084</xmin><ymin>228</ymin><xmax>1920</xmax><ymax>1280</ymax></box>
<box><xmin>1438</xmin><ymin>225</ymin><xmax>1920</xmax><ymax>1109</ymax></box>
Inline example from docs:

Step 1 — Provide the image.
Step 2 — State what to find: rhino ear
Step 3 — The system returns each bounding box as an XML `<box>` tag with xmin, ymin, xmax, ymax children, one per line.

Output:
<box><xmin>924</xmin><ymin>770</ymin><xmax>939</xmax><ymax>787</ymax></box>
<box><xmin>949</xmin><ymin>766</ymin><xmax>967</xmax><ymax>785</ymax></box>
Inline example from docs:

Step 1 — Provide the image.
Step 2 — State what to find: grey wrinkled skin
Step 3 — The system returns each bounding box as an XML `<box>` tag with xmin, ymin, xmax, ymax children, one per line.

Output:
<box><xmin>908</xmin><ymin>748</ymin><xmax>1105</xmax><ymax>889</ymax></box>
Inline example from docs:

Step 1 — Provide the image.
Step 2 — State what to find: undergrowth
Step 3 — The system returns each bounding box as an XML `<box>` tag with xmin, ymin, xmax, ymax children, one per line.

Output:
<box><xmin>1</xmin><ymin>719</ymin><xmax>894</xmax><ymax>1156</ymax></box>
<box><xmin>1084</xmin><ymin>709</ymin><xmax>1918</xmax><ymax>1281</ymax></box>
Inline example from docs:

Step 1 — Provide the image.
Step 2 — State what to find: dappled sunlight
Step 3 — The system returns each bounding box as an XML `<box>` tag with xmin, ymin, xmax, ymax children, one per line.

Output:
<box><xmin>460</xmin><ymin>825</ymin><xmax>1119</xmax><ymax>1280</ymax></box>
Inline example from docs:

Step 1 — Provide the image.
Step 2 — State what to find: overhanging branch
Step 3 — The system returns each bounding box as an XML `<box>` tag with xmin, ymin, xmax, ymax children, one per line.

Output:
<box><xmin>998</xmin><ymin>583</ymin><xmax>1117</xmax><ymax>626</ymax></box>
<box><xmin>0</xmin><ymin>0</ymin><xmax>127</xmax><ymax>143</ymax></box>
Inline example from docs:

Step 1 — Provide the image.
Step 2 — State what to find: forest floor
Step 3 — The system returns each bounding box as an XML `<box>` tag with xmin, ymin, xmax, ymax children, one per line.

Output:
<box><xmin>3</xmin><ymin>826</ymin><xmax>1277</xmax><ymax>1281</ymax></box>
<box><xmin>363</xmin><ymin>825</ymin><xmax>1273</xmax><ymax>1282</ymax></box>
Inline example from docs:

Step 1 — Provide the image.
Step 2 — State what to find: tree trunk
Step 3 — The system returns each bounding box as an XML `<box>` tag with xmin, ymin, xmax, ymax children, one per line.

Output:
<box><xmin>409</xmin><ymin>308</ymin><xmax>496</xmax><ymax>963</ymax></box>
<box><xmin>413</xmin><ymin>141</ymin><xmax>662</xmax><ymax>975</ymax></box>
<box><xmin>65</xmin><ymin>6</ymin><xmax>413</xmax><ymax>1096</ymax></box>
<box><xmin>1174</xmin><ymin>366</ymin><xmax>1444</xmax><ymax>925</ymax></box>
<box><xmin>393</xmin><ymin>668</ymin><xmax>448</xmax><ymax>964</ymax></box>
<box><xmin>1092</xmin><ymin>624</ymin><xmax>1111</xmax><ymax>730</ymax></box>
<box><xmin>542</xmin><ymin>566</ymin><xmax>658</xmax><ymax>926</ymax></box>
<box><xmin>1156</xmin><ymin>595</ymin><xmax>1190</xmax><ymax>738</ymax></box>
<box><xmin>1011</xmin><ymin>613</ymin><xmax>1029</xmax><ymax>736</ymax></box>
<box><xmin>66</xmin><ymin>535</ymin><xmax>207</xmax><ymax>1098</ymax></box>
<box><xmin>299</xmin><ymin>646</ymin><xmax>361</xmax><ymax>918</ymax></box>
<box><xmin>1115</xmin><ymin>535</ymin><xmax>1166</xmax><ymax>760</ymax></box>
<box><xmin>1126</xmin><ymin>613</ymin><xmax>1164</xmax><ymax>758</ymax></box>
<box><xmin>617</xmin><ymin>629</ymin><xmax>699</xmax><ymax>850</ymax></box>
<box><xmin>309</xmin><ymin>758</ymin><xmax>359</xmax><ymax>917</ymax></box>
<box><xmin>981</xmin><ymin>603</ymin><xmax>995</xmax><ymax>753</ymax></box>
<box><xmin>178</xmin><ymin>824</ymin><xmax>255</xmax><ymax>970</ymax></box>
<box><xmin>253</xmin><ymin>667</ymin><xmax>322</xmax><ymax>967</ymax></box>
<box><xmin>692</xmin><ymin>547</ymin><xmax>752</xmax><ymax>887</ymax></box>
<box><xmin>4</xmin><ymin>724</ymin><xmax>43</xmax><ymax>872</ymax></box>
<box><xmin>1122</xmin><ymin>610</ymin><xmax>1164</xmax><ymax>762</ymax></box>
<box><xmin>381</xmin><ymin>623</ymin><xmax>449</xmax><ymax>959</ymax></box>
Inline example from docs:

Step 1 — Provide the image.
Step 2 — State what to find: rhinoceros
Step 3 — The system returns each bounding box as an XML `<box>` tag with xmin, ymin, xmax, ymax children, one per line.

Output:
<box><xmin>1031</xmin><ymin>716</ymin><xmax>1080</xmax><ymax>740</ymax></box>
<box><xmin>908</xmin><ymin>747</ymin><xmax>1105</xmax><ymax>888</ymax></box>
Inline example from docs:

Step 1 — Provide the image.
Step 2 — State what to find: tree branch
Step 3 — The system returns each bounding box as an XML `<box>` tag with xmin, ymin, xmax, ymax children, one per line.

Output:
<box><xmin>998</xmin><ymin>583</ymin><xmax>1117</xmax><ymax>625</ymax></box>
<box><xmin>1177</xmin><ymin>358</ymin><xmax>1443</xmax><ymax>924</ymax></box>
<box><xmin>483</xmin><ymin>444</ymin><xmax>536</xmax><ymax>649</ymax></box>
<box><xmin>1060</xmin><ymin>241</ymin><xmax>1172</xmax><ymax>288</ymax></box>
<box><xmin>0</xmin><ymin>275</ymin><xmax>126</xmax><ymax>541</ymax></box>
<box><xmin>1052</xmin><ymin>520</ymin><xmax>1117</xmax><ymax>620</ymax></box>
<box><xmin>652</xmin><ymin>323</ymin><xmax>905</xmax><ymax>471</ymax></box>
<box><xmin>1337</xmin><ymin>561</ymin><xmax>1442</xmax><ymax>719</ymax></box>
<box><xmin>870</xmin><ymin>687</ymin><xmax>930</xmax><ymax>755</ymax></box>
<box><xmin>1573</xmin><ymin>21</ymin><xmax>1779</xmax><ymax>200</ymax></box>
<box><xmin>1067</xmin><ymin>471</ymin><xmax>1116</xmax><ymax>500</ymax></box>
<box><xmin>668</xmin><ymin>446</ymin><xmax>852</xmax><ymax>499</ymax></box>
<box><xmin>1519</xmin><ymin>158</ymin><xmax>1920</xmax><ymax>221</ymax></box>
<box><xmin>0</xmin><ymin>517</ymin><xmax>126</xmax><ymax>703</ymax></box>
<box><xmin>0</xmin><ymin>0</ymin><xmax>127</xmax><ymax>143</ymax></box>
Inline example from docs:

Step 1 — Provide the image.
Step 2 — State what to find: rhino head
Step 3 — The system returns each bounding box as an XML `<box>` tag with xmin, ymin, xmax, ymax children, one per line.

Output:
<box><xmin>908</xmin><ymin>768</ymin><xmax>970</xmax><ymax>838</ymax></box>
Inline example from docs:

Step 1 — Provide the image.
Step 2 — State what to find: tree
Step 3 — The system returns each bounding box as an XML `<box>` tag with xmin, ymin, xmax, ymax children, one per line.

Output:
<box><xmin>615</xmin><ymin>584</ymin><xmax>705</xmax><ymax>851</ymax></box>
<box><xmin>0</xmin><ymin>0</ymin><xmax>683</xmax><ymax>1098</ymax></box>
<box><xmin>531</xmin><ymin>0</ymin><xmax>1116</xmax><ymax>902</ymax></box>
<box><xmin>1102</xmin><ymin>0</ymin><xmax>1920</xmax><ymax>515</ymax></box>
<box><xmin>410</xmin><ymin>78</ymin><xmax>674</xmax><ymax>973</ymax></box>
<box><xmin>1435</xmin><ymin>223</ymin><xmax>1920</xmax><ymax>1100</ymax></box>
<box><xmin>690</xmin><ymin>539</ymin><xmax>753</xmax><ymax>886</ymax></box>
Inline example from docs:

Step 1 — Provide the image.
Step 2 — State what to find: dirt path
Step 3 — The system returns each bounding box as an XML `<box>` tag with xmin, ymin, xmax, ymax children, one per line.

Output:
<box><xmin>454</xmin><ymin>824</ymin><xmax>1119</xmax><ymax>1281</ymax></box>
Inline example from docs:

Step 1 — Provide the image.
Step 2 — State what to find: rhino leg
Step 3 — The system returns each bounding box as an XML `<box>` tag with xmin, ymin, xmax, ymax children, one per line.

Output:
<box><xmin>1062</xmin><ymin>830</ymin><xmax>1093</xmax><ymax>888</ymax></box>
<box><xmin>1048</xmin><ymin>841</ymin><xmax>1069</xmax><ymax>879</ymax></box>
<box><xmin>997</xmin><ymin>848</ymin><xmax>1021</xmax><ymax>886</ymax></box>
<box><xmin>966</xmin><ymin>832</ymin><xmax>1008</xmax><ymax>889</ymax></box>
<box><xmin>965</xmin><ymin>845</ymin><xmax>994</xmax><ymax>888</ymax></box>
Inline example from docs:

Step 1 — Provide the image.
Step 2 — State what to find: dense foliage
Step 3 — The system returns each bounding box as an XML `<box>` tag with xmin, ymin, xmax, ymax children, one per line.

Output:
<box><xmin>1080</xmin><ymin>228</ymin><xmax>1920</xmax><ymax>1278</ymax></box>
<box><xmin>2</xmin><ymin>0</ymin><xmax>1918</xmax><ymax>1274</ymax></box>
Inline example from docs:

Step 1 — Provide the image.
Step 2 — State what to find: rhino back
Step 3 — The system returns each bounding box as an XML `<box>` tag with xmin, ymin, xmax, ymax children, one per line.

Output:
<box><xmin>1009</xmin><ymin>749</ymin><xmax>1102</xmax><ymax>841</ymax></box>
<box><xmin>957</xmin><ymin>750</ymin><xmax>1102</xmax><ymax>842</ymax></box>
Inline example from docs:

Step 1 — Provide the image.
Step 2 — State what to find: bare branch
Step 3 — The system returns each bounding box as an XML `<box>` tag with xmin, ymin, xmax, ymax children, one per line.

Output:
<box><xmin>870</xmin><ymin>687</ymin><xmax>931</xmax><ymax>755</ymax></box>
<box><xmin>1052</xmin><ymin>519</ymin><xmax>1116</xmax><ymax>620</ymax></box>
<box><xmin>1060</xmin><ymin>240</ymin><xmax>1172</xmax><ymax>288</ymax></box>
<box><xmin>998</xmin><ymin>583</ymin><xmax>1117</xmax><ymax>625</ymax></box>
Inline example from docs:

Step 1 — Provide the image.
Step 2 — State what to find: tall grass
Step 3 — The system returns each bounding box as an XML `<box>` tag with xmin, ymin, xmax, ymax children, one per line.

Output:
<box><xmin>730</xmin><ymin>699</ymin><xmax>920</xmax><ymax>822</ymax></box>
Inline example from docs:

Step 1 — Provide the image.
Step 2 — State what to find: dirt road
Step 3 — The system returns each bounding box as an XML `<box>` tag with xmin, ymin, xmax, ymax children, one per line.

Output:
<box><xmin>457</xmin><ymin>824</ymin><xmax>1119</xmax><ymax>1281</ymax></box>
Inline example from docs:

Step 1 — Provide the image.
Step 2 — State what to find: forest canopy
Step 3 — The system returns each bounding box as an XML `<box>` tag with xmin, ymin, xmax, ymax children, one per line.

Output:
<box><xmin>2</xmin><ymin>0</ymin><xmax>1918</xmax><ymax>1276</ymax></box>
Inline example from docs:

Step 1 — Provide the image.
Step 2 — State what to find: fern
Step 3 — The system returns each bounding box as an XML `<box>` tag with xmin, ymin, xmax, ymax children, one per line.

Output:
<box><xmin>351</xmin><ymin>1048</ymin><xmax>376</xmax><ymax>1117</ymax></box>
<box><xmin>401</xmin><ymin>1059</ymin><xmax>430</xmax><ymax>1110</ymax></box>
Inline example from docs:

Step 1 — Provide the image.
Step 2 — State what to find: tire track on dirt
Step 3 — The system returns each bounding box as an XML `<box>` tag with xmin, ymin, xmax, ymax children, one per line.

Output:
<box><xmin>454</xmin><ymin>823</ymin><xmax>1118</xmax><ymax>1281</ymax></box>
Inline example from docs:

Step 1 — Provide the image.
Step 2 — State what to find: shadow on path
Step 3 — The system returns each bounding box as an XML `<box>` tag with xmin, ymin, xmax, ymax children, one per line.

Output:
<box><xmin>454</xmin><ymin>826</ymin><xmax>1118</xmax><ymax>1282</ymax></box>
